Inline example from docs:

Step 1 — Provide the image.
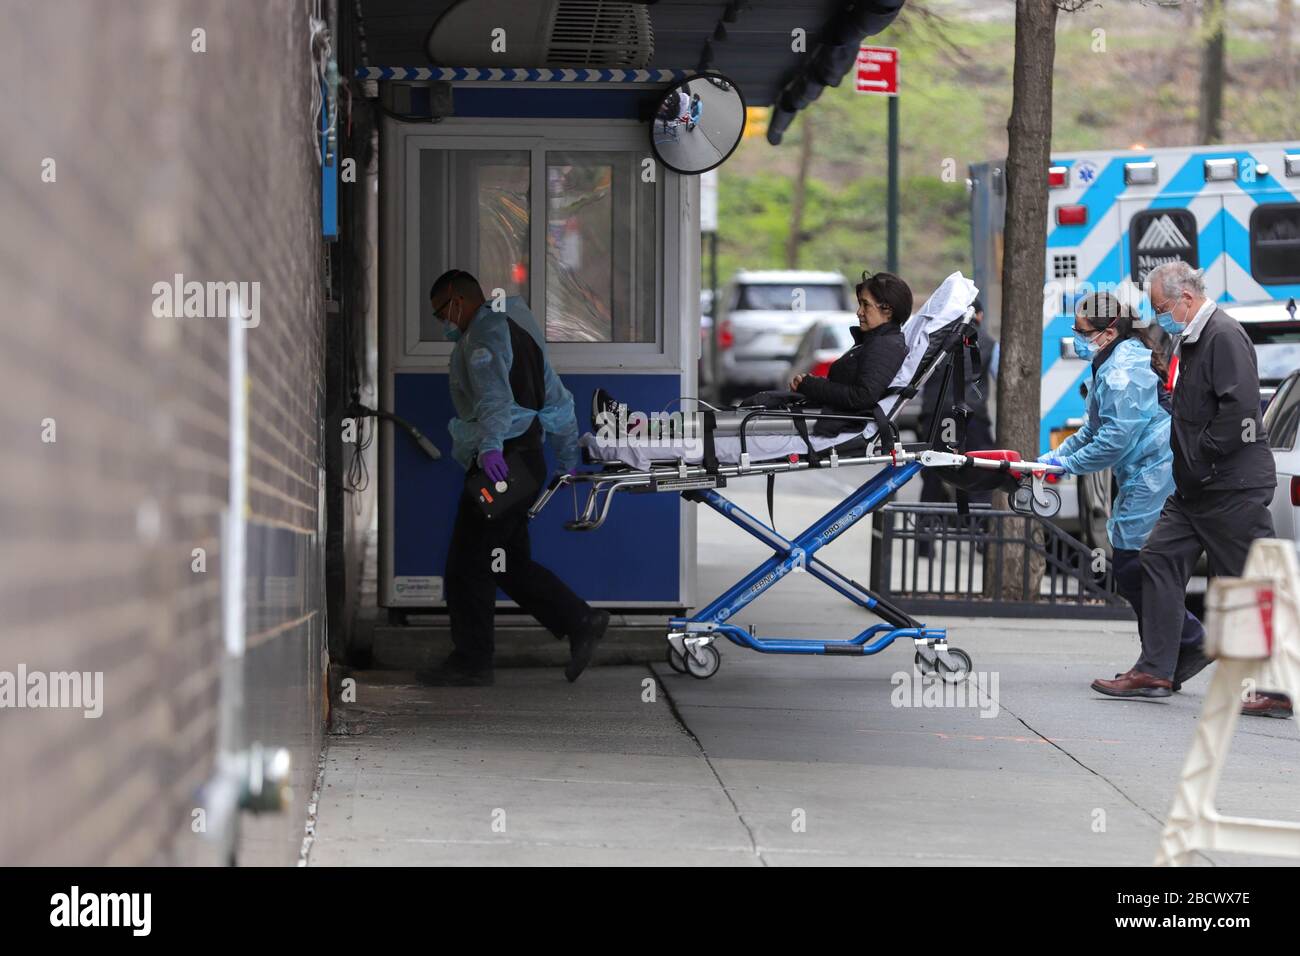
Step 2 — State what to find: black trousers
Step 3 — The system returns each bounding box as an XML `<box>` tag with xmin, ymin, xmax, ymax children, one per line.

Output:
<box><xmin>1111</xmin><ymin>547</ymin><xmax>1204</xmax><ymax>648</ymax></box>
<box><xmin>445</xmin><ymin>449</ymin><xmax>590</xmax><ymax>670</ymax></box>
<box><xmin>1137</xmin><ymin>486</ymin><xmax>1275</xmax><ymax>679</ymax></box>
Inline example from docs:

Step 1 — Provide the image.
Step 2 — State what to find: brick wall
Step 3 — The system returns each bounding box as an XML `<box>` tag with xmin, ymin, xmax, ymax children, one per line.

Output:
<box><xmin>0</xmin><ymin>0</ymin><xmax>329</xmax><ymax>865</ymax></box>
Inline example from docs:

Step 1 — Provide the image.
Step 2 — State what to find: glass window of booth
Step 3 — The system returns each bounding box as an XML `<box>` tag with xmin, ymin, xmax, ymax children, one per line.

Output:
<box><xmin>419</xmin><ymin>149</ymin><xmax>531</xmax><ymax>343</ymax></box>
<box><xmin>545</xmin><ymin>152</ymin><xmax>656</xmax><ymax>343</ymax></box>
<box><xmin>418</xmin><ymin>145</ymin><xmax>659</xmax><ymax>347</ymax></box>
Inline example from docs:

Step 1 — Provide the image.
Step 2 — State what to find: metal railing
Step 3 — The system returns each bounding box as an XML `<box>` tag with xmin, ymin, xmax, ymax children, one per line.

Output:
<box><xmin>870</xmin><ymin>502</ymin><xmax>1132</xmax><ymax>619</ymax></box>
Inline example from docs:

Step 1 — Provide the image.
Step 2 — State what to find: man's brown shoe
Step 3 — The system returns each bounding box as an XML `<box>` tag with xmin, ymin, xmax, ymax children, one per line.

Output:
<box><xmin>1091</xmin><ymin>669</ymin><xmax>1173</xmax><ymax>699</ymax></box>
<box><xmin>1241</xmin><ymin>693</ymin><xmax>1293</xmax><ymax>719</ymax></box>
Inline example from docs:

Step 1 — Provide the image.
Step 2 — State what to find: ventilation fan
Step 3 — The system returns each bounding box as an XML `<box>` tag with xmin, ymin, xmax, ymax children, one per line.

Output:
<box><xmin>427</xmin><ymin>0</ymin><xmax>654</xmax><ymax>69</ymax></box>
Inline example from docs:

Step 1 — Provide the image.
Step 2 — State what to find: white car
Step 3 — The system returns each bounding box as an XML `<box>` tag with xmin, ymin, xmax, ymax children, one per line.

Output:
<box><xmin>1263</xmin><ymin>366</ymin><xmax>1300</xmax><ymax>542</ymax></box>
<box><xmin>714</xmin><ymin>270</ymin><xmax>856</xmax><ymax>401</ymax></box>
<box><xmin>1232</xmin><ymin>298</ymin><xmax>1300</xmax><ymax>409</ymax></box>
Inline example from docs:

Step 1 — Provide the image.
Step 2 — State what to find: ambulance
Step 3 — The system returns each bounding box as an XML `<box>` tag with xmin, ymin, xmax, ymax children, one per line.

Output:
<box><xmin>970</xmin><ymin>142</ymin><xmax>1300</xmax><ymax>549</ymax></box>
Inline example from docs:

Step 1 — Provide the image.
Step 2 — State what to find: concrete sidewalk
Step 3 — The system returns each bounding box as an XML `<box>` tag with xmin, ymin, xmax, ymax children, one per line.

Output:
<box><xmin>307</xmin><ymin>469</ymin><xmax>1299</xmax><ymax>865</ymax></box>
<box><xmin>307</xmin><ymin>616</ymin><xmax>1299</xmax><ymax>865</ymax></box>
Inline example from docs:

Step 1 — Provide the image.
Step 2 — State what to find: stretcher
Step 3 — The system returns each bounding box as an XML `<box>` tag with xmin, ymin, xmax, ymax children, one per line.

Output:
<box><xmin>528</xmin><ymin>274</ymin><xmax>1066</xmax><ymax>680</ymax></box>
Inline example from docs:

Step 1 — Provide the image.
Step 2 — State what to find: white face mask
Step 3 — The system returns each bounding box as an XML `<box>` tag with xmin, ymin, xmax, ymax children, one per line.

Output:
<box><xmin>443</xmin><ymin>299</ymin><xmax>462</xmax><ymax>341</ymax></box>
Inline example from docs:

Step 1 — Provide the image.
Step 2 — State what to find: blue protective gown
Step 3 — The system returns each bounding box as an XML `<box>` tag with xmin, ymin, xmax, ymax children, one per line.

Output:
<box><xmin>1052</xmin><ymin>337</ymin><xmax>1173</xmax><ymax>551</ymax></box>
<box><xmin>447</xmin><ymin>296</ymin><xmax>580</xmax><ymax>473</ymax></box>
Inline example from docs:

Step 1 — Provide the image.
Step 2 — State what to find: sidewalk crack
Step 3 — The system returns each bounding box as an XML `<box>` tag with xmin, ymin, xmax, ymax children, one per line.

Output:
<box><xmin>979</xmin><ymin>682</ymin><xmax>1213</xmax><ymax>867</ymax></box>
<box><xmin>653</xmin><ymin>666</ymin><xmax>768</xmax><ymax>866</ymax></box>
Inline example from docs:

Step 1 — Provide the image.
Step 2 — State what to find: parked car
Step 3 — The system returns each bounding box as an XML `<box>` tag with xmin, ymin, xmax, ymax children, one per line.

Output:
<box><xmin>784</xmin><ymin>318</ymin><xmax>922</xmax><ymax>434</ymax></box>
<box><xmin>714</xmin><ymin>270</ymin><xmax>856</xmax><ymax>402</ymax></box>
<box><xmin>698</xmin><ymin>289</ymin><xmax>715</xmax><ymax>396</ymax></box>
<box><xmin>1233</xmin><ymin>298</ymin><xmax>1300</xmax><ymax>410</ymax></box>
<box><xmin>1263</xmin><ymin>366</ymin><xmax>1300</xmax><ymax>544</ymax></box>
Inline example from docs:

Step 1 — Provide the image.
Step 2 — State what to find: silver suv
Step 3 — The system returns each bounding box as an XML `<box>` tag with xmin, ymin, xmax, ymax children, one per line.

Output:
<box><xmin>714</xmin><ymin>270</ymin><xmax>856</xmax><ymax>401</ymax></box>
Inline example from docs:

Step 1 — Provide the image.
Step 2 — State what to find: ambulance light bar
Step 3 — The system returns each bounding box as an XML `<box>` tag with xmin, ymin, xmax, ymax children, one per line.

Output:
<box><xmin>1204</xmin><ymin>158</ymin><xmax>1238</xmax><ymax>181</ymax></box>
<box><xmin>1124</xmin><ymin>161</ymin><xmax>1158</xmax><ymax>185</ymax></box>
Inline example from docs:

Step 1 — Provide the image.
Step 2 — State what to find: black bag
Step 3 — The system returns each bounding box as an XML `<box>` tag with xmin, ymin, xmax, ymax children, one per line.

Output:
<box><xmin>736</xmin><ymin>388</ymin><xmax>808</xmax><ymax>410</ymax></box>
<box><xmin>464</xmin><ymin>448</ymin><xmax>543</xmax><ymax>520</ymax></box>
<box><xmin>939</xmin><ymin>463</ymin><xmax>1019</xmax><ymax>497</ymax></box>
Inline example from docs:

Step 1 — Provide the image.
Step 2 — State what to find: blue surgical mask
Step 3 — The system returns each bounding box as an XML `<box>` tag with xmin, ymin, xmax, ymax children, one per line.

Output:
<box><xmin>1155</xmin><ymin>310</ymin><xmax>1182</xmax><ymax>335</ymax></box>
<box><xmin>444</xmin><ymin>323</ymin><xmax>462</xmax><ymax>342</ymax></box>
<box><xmin>1073</xmin><ymin>330</ymin><xmax>1097</xmax><ymax>360</ymax></box>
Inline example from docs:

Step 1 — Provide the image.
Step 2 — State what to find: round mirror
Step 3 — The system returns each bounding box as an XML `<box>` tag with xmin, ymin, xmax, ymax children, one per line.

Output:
<box><xmin>650</xmin><ymin>73</ymin><xmax>746</xmax><ymax>175</ymax></box>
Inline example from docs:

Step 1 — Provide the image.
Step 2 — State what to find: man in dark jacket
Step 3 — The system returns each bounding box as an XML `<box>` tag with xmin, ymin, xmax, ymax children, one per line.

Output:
<box><xmin>1091</xmin><ymin>262</ymin><xmax>1291</xmax><ymax>717</ymax></box>
<box><xmin>790</xmin><ymin>271</ymin><xmax>910</xmax><ymax>435</ymax></box>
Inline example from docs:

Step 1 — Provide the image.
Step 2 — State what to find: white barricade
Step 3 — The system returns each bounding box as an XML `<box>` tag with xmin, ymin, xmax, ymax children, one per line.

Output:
<box><xmin>1156</xmin><ymin>539</ymin><xmax>1300</xmax><ymax>866</ymax></box>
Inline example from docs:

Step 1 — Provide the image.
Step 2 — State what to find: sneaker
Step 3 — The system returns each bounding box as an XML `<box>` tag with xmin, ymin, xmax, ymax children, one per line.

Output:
<box><xmin>415</xmin><ymin>654</ymin><xmax>494</xmax><ymax>687</ymax></box>
<box><xmin>591</xmin><ymin>388</ymin><xmax>627</xmax><ymax>434</ymax></box>
<box><xmin>566</xmin><ymin>609</ymin><xmax>611</xmax><ymax>683</ymax></box>
<box><xmin>1172</xmin><ymin>644</ymin><xmax>1212</xmax><ymax>693</ymax></box>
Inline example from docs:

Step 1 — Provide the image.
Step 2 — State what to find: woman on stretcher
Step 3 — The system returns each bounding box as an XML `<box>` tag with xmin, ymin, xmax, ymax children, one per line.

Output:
<box><xmin>583</xmin><ymin>271</ymin><xmax>915</xmax><ymax>469</ymax></box>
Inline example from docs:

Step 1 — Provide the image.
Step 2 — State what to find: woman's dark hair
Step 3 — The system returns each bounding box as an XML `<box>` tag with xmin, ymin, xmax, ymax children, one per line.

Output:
<box><xmin>1075</xmin><ymin>291</ymin><xmax>1169</xmax><ymax>383</ymax></box>
<box><xmin>856</xmin><ymin>271</ymin><xmax>912</xmax><ymax>324</ymax></box>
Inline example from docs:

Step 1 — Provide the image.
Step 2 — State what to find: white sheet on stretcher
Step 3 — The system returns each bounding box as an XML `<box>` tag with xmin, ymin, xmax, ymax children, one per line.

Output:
<box><xmin>580</xmin><ymin>271</ymin><xmax>980</xmax><ymax>470</ymax></box>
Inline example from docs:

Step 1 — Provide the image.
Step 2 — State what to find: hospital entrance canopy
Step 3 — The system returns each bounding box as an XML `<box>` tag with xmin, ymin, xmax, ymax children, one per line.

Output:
<box><xmin>349</xmin><ymin>0</ymin><xmax>905</xmax><ymax>144</ymax></box>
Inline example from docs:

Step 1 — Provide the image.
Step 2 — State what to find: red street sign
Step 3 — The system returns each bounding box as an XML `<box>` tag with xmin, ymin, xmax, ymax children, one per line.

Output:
<box><xmin>855</xmin><ymin>46</ymin><xmax>899</xmax><ymax>96</ymax></box>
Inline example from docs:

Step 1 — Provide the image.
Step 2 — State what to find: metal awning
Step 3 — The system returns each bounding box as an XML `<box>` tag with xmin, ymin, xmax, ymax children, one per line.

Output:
<box><xmin>350</xmin><ymin>0</ymin><xmax>904</xmax><ymax>143</ymax></box>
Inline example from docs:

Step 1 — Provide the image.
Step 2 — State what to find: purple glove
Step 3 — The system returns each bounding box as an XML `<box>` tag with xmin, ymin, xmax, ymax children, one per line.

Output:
<box><xmin>480</xmin><ymin>449</ymin><xmax>509</xmax><ymax>483</ymax></box>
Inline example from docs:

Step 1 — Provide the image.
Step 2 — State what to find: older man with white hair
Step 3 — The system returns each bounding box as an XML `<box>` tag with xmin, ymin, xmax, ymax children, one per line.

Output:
<box><xmin>1091</xmin><ymin>261</ymin><xmax>1291</xmax><ymax>718</ymax></box>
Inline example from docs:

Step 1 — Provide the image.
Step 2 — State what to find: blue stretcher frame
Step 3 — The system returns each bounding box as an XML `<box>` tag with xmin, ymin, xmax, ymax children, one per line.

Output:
<box><xmin>668</xmin><ymin>460</ymin><xmax>947</xmax><ymax>658</ymax></box>
<box><xmin>529</xmin><ymin>304</ymin><xmax>1069</xmax><ymax>678</ymax></box>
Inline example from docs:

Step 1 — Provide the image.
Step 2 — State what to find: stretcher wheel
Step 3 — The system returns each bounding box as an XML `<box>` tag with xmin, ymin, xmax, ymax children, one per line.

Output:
<box><xmin>667</xmin><ymin>646</ymin><xmax>688</xmax><ymax>673</ymax></box>
<box><xmin>915</xmin><ymin>647</ymin><xmax>972</xmax><ymax>684</ymax></box>
<box><xmin>1011</xmin><ymin>483</ymin><xmax>1062</xmax><ymax>519</ymax></box>
<box><xmin>685</xmin><ymin>644</ymin><xmax>721</xmax><ymax>679</ymax></box>
<box><xmin>1032</xmin><ymin>486</ymin><xmax>1061</xmax><ymax>518</ymax></box>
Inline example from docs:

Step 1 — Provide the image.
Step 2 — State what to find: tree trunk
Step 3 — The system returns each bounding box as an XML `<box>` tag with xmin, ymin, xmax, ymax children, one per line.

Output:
<box><xmin>994</xmin><ymin>0</ymin><xmax>1058</xmax><ymax>601</ymax></box>
<box><xmin>1198</xmin><ymin>0</ymin><xmax>1227</xmax><ymax>144</ymax></box>
<box><xmin>785</xmin><ymin>114</ymin><xmax>814</xmax><ymax>269</ymax></box>
<box><xmin>1280</xmin><ymin>0</ymin><xmax>1295</xmax><ymax>93</ymax></box>
<box><xmin>998</xmin><ymin>0</ymin><xmax>1056</xmax><ymax>462</ymax></box>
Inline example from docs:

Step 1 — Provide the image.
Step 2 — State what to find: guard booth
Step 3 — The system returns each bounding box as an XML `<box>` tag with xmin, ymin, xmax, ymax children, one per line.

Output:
<box><xmin>376</xmin><ymin>70</ymin><xmax>705</xmax><ymax>614</ymax></box>
<box><xmin>356</xmin><ymin>0</ymin><xmax>908</xmax><ymax>620</ymax></box>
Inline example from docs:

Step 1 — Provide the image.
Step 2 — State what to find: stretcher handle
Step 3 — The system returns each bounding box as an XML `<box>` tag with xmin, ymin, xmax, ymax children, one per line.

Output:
<box><xmin>528</xmin><ymin>473</ymin><xmax>571</xmax><ymax>518</ymax></box>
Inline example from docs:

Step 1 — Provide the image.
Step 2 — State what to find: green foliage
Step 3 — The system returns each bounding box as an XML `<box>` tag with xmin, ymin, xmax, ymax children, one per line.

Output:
<box><xmin>712</xmin><ymin>3</ymin><xmax>1299</xmax><ymax>300</ymax></box>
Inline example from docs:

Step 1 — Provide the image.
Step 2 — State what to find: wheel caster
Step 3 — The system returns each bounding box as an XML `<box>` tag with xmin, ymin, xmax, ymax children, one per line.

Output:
<box><xmin>667</xmin><ymin>646</ymin><xmax>687</xmax><ymax>673</ymax></box>
<box><xmin>1032</xmin><ymin>486</ymin><xmax>1061</xmax><ymax>518</ymax></box>
<box><xmin>915</xmin><ymin>647</ymin><xmax>972</xmax><ymax>683</ymax></box>
<box><xmin>1010</xmin><ymin>484</ymin><xmax>1034</xmax><ymax>514</ymax></box>
<box><xmin>685</xmin><ymin>643</ymin><xmax>721</xmax><ymax>679</ymax></box>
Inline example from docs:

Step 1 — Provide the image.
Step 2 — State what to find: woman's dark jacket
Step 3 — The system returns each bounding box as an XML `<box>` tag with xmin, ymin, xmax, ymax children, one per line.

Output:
<box><xmin>796</xmin><ymin>321</ymin><xmax>908</xmax><ymax>437</ymax></box>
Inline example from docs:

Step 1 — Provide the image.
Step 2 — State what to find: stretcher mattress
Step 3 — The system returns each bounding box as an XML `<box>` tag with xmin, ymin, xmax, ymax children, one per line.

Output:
<box><xmin>580</xmin><ymin>271</ymin><xmax>980</xmax><ymax>470</ymax></box>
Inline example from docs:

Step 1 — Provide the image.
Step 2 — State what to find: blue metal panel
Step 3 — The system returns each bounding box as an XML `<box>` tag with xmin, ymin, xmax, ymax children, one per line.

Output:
<box><xmin>392</xmin><ymin>371</ymin><xmax>683</xmax><ymax>603</ymax></box>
